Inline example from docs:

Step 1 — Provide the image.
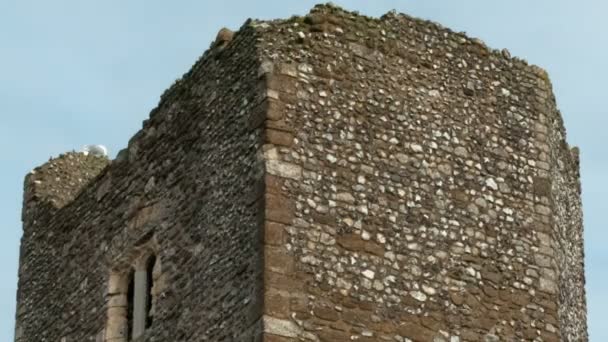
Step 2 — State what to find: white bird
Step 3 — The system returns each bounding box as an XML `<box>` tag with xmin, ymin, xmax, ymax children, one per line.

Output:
<box><xmin>82</xmin><ymin>145</ymin><xmax>109</xmax><ymax>157</ymax></box>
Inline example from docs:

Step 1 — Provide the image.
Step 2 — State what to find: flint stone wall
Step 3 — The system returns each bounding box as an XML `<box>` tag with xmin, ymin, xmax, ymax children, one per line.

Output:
<box><xmin>16</xmin><ymin>24</ymin><xmax>266</xmax><ymax>341</ymax></box>
<box><xmin>15</xmin><ymin>4</ymin><xmax>586</xmax><ymax>342</ymax></box>
<box><xmin>257</xmin><ymin>4</ymin><xmax>586</xmax><ymax>342</ymax></box>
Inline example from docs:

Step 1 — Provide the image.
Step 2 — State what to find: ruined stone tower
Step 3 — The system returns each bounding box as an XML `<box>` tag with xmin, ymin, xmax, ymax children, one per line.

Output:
<box><xmin>15</xmin><ymin>4</ymin><xmax>587</xmax><ymax>342</ymax></box>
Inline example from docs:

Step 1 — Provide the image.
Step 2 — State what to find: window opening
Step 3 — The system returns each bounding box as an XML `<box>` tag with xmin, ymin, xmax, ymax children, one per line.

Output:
<box><xmin>105</xmin><ymin>245</ymin><xmax>161</xmax><ymax>342</ymax></box>
<box><xmin>126</xmin><ymin>270</ymin><xmax>135</xmax><ymax>340</ymax></box>
<box><xmin>145</xmin><ymin>255</ymin><xmax>156</xmax><ymax>328</ymax></box>
<box><xmin>132</xmin><ymin>254</ymin><xmax>156</xmax><ymax>339</ymax></box>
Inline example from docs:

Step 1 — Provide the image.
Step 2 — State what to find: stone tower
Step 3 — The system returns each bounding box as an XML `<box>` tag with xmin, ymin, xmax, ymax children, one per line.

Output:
<box><xmin>15</xmin><ymin>4</ymin><xmax>587</xmax><ymax>342</ymax></box>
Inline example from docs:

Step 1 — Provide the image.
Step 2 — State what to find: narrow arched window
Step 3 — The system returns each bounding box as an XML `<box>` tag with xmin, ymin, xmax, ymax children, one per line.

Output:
<box><xmin>105</xmin><ymin>245</ymin><xmax>162</xmax><ymax>342</ymax></box>
<box><xmin>131</xmin><ymin>254</ymin><xmax>156</xmax><ymax>339</ymax></box>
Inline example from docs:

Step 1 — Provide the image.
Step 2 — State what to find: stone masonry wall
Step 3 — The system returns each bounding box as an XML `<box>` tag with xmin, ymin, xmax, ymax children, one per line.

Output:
<box><xmin>15</xmin><ymin>4</ymin><xmax>586</xmax><ymax>342</ymax></box>
<box><xmin>16</xmin><ymin>153</ymin><xmax>109</xmax><ymax>341</ymax></box>
<box><xmin>256</xmin><ymin>4</ymin><xmax>586</xmax><ymax>341</ymax></box>
<box><xmin>544</xmin><ymin>103</ymin><xmax>587</xmax><ymax>337</ymax></box>
<box><xmin>16</xmin><ymin>24</ymin><xmax>267</xmax><ymax>341</ymax></box>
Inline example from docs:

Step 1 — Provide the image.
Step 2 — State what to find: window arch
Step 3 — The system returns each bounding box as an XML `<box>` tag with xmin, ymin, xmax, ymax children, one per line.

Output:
<box><xmin>132</xmin><ymin>254</ymin><xmax>157</xmax><ymax>338</ymax></box>
<box><xmin>106</xmin><ymin>250</ymin><xmax>161</xmax><ymax>341</ymax></box>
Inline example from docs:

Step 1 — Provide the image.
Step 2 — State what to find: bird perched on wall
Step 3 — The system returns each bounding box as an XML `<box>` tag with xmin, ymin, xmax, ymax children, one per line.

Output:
<box><xmin>82</xmin><ymin>145</ymin><xmax>108</xmax><ymax>157</ymax></box>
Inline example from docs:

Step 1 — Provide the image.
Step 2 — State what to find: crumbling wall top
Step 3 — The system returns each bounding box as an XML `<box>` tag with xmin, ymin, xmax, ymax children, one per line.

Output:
<box><xmin>23</xmin><ymin>152</ymin><xmax>109</xmax><ymax>210</ymax></box>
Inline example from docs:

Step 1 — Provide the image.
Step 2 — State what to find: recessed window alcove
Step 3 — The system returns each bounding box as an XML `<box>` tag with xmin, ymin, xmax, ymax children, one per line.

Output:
<box><xmin>105</xmin><ymin>247</ymin><xmax>161</xmax><ymax>341</ymax></box>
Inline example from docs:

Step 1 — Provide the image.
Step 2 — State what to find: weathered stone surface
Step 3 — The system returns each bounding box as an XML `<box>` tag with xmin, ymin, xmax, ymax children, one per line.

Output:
<box><xmin>263</xmin><ymin>316</ymin><xmax>301</xmax><ymax>338</ymax></box>
<box><xmin>14</xmin><ymin>3</ymin><xmax>586</xmax><ymax>342</ymax></box>
<box><xmin>266</xmin><ymin>129</ymin><xmax>294</xmax><ymax>147</ymax></box>
<box><xmin>254</xmin><ymin>3</ymin><xmax>586</xmax><ymax>341</ymax></box>
<box><xmin>265</xmin><ymin>160</ymin><xmax>302</xmax><ymax>180</ymax></box>
<box><xmin>16</xmin><ymin>23</ymin><xmax>266</xmax><ymax>341</ymax></box>
<box><xmin>213</xmin><ymin>27</ymin><xmax>234</xmax><ymax>47</ymax></box>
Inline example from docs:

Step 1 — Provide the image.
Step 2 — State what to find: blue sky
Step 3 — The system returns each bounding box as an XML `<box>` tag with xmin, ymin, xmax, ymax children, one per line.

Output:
<box><xmin>0</xmin><ymin>0</ymin><xmax>605</xmax><ymax>340</ymax></box>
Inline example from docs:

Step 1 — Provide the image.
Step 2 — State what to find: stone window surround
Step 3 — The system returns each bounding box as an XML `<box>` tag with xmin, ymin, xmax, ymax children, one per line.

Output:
<box><xmin>105</xmin><ymin>239</ymin><xmax>160</xmax><ymax>342</ymax></box>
